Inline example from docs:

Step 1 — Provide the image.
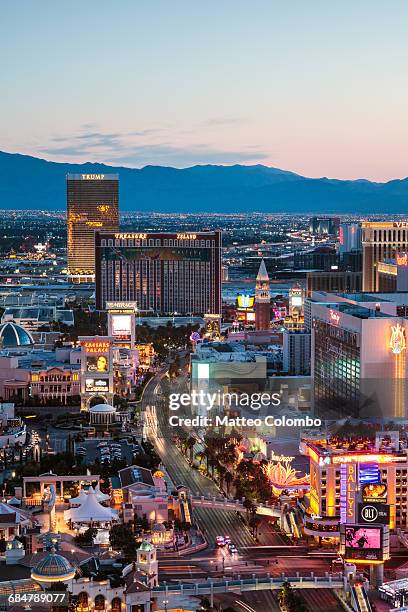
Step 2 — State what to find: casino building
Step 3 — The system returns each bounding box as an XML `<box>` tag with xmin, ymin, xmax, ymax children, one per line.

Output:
<box><xmin>301</xmin><ymin>432</ymin><xmax>407</xmax><ymax>538</ymax></box>
<box><xmin>308</xmin><ymin>290</ymin><xmax>408</xmax><ymax>418</ymax></box>
<box><xmin>362</xmin><ymin>221</ymin><xmax>408</xmax><ymax>291</ymax></box>
<box><xmin>95</xmin><ymin>231</ymin><xmax>222</xmax><ymax>315</ymax></box>
<box><xmin>67</xmin><ymin>173</ymin><xmax>119</xmax><ymax>281</ymax></box>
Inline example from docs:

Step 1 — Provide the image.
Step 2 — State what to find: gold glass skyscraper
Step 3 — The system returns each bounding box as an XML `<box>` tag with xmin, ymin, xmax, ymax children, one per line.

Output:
<box><xmin>67</xmin><ymin>173</ymin><xmax>119</xmax><ymax>280</ymax></box>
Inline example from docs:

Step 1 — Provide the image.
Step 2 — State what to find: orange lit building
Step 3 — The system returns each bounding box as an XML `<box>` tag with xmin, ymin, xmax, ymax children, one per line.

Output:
<box><xmin>67</xmin><ymin>173</ymin><xmax>119</xmax><ymax>281</ymax></box>
<box><xmin>301</xmin><ymin>434</ymin><xmax>408</xmax><ymax>538</ymax></box>
<box><xmin>30</xmin><ymin>367</ymin><xmax>80</xmax><ymax>404</ymax></box>
<box><xmin>362</xmin><ymin>221</ymin><xmax>408</xmax><ymax>291</ymax></box>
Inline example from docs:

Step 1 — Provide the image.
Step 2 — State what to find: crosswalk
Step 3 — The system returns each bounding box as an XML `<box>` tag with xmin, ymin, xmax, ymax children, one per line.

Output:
<box><xmin>193</xmin><ymin>507</ymin><xmax>255</xmax><ymax>549</ymax></box>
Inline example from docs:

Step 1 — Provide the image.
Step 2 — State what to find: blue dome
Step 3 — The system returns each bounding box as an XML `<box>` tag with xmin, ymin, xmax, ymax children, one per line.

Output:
<box><xmin>31</xmin><ymin>551</ymin><xmax>75</xmax><ymax>582</ymax></box>
<box><xmin>0</xmin><ymin>322</ymin><xmax>33</xmax><ymax>347</ymax></box>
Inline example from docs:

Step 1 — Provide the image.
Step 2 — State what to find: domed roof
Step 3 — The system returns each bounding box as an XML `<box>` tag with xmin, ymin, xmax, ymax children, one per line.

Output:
<box><xmin>152</xmin><ymin>523</ymin><xmax>166</xmax><ymax>532</ymax></box>
<box><xmin>139</xmin><ymin>540</ymin><xmax>154</xmax><ymax>552</ymax></box>
<box><xmin>31</xmin><ymin>550</ymin><xmax>75</xmax><ymax>583</ymax></box>
<box><xmin>0</xmin><ymin>321</ymin><xmax>34</xmax><ymax>347</ymax></box>
<box><xmin>89</xmin><ymin>403</ymin><xmax>116</xmax><ymax>413</ymax></box>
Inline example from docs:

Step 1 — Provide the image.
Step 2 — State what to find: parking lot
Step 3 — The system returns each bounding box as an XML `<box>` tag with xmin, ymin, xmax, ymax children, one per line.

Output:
<box><xmin>74</xmin><ymin>438</ymin><xmax>141</xmax><ymax>467</ymax></box>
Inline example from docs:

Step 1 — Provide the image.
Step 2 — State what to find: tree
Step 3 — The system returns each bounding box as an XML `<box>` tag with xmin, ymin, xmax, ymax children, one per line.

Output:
<box><xmin>278</xmin><ymin>582</ymin><xmax>309</xmax><ymax>612</ymax></box>
<box><xmin>74</xmin><ymin>527</ymin><xmax>97</xmax><ymax>547</ymax></box>
<box><xmin>109</xmin><ymin>524</ymin><xmax>139</xmax><ymax>560</ymax></box>
<box><xmin>186</xmin><ymin>436</ymin><xmax>196</xmax><ymax>462</ymax></box>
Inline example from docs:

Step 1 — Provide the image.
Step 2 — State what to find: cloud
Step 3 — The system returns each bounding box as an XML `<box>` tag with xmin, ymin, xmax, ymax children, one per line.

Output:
<box><xmin>41</xmin><ymin>127</ymin><xmax>269</xmax><ymax>167</ymax></box>
<box><xmin>107</xmin><ymin>144</ymin><xmax>269</xmax><ymax>167</ymax></box>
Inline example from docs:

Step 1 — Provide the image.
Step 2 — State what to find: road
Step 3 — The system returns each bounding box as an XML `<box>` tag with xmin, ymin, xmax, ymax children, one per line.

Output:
<box><xmin>215</xmin><ymin>588</ymin><xmax>343</xmax><ymax>612</ymax></box>
<box><xmin>142</xmin><ymin>369</ymin><xmax>313</xmax><ymax>552</ymax></box>
<box><xmin>142</xmin><ymin>367</ymin><xmax>341</xmax><ymax>591</ymax></box>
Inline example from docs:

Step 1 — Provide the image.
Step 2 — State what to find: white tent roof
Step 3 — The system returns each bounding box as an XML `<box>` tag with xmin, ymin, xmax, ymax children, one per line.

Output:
<box><xmin>0</xmin><ymin>502</ymin><xmax>33</xmax><ymax>524</ymax></box>
<box><xmin>69</xmin><ymin>488</ymin><xmax>88</xmax><ymax>506</ymax></box>
<box><xmin>93</xmin><ymin>483</ymin><xmax>110</xmax><ymax>502</ymax></box>
<box><xmin>64</xmin><ymin>488</ymin><xmax>117</xmax><ymax>523</ymax></box>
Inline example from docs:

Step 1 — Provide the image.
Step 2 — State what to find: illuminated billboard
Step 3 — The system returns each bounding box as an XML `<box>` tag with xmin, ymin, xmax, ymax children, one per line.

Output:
<box><xmin>86</xmin><ymin>355</ymin><xmax>108</xmax><ymax>373</ymax></box>
<box><xmin>358</xmin><ymin>463</ymin><xmax>380</xmax><ymax>485</ymax></box>
<box><xmin>362</xmin><ymin>482</ymin><xmax>387</xmax><ymax>504</ymax></box>
<box><xmin>291</xmin><ymin>295</ymin><xmax>303</xmax><ymax>307</ymax></box>
<box><xmin>358</xmin><ymin>503</ymin><xmax>389</xmax><ymax>526</ymax></box>
<box><xmin>111</xmin><ymin>313</ymin><xmax>132</xmax><ymax>338</ymax></box>
<box><xmin>344</xmin><ymin>525</ymin><xmax>383</xmax><ymax>561</ymax></box>
<box><xmin>237</xmin><ymin>294</ymin><xmax>255</xmax><ymax>310</ymax></box>
<box><xmin>85</xmin><ymin>378</ymin><xmax>109</xmax><ymax>392</ymax></box>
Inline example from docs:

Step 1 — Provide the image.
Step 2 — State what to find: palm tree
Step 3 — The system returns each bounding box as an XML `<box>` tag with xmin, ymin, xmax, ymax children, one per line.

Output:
<box><xmin>225</xmin><ymin>471</ymin><xmax>234</xmax><ymax>496</ymax></box>
<box><xmin>243</xmin><ymin>498</ymin><xmax>257</xmax><ymax>519</ymax></box>
<box><xmin>195</xmin><ymin>450</ymin><xmax>206</xmax><ymax>467</ymax></box>
<box><xmin>186</xmin><ymin>436</ymin><xmax>196</xmax><ymax>462</ymax></box>
<box><xmin>249</xmin><ymin>515</ymin><xmax>261</xmax><ymax>537</ymax></box>
<box><xmin>217</xmin><ymin>464</ymin><xmax>227</xmax><ymax>490</ymax></box>
<box><xmin>208</xmin><ymin>457</ymin><xmax>219</xmax><ymax>478</ymax></box>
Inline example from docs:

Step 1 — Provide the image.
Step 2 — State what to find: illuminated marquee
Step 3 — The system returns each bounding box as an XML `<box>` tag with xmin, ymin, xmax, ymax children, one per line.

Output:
<box><xmin>177</xmin><ymin>233</ymin><xmax>197</xmax><ymax>240</ymax></box>
<box><xmin>394</xmin><ymin>222</ymin><xmax>408</xmax><ymax>228</ymax></box>
<box><xmin>106</xmin><ymin>301</ymin><xmax>138</xmax><ymax>312</ymax></box>
<box><xmin>390</xmin><ymin>323</ymin><xmax>406</xmax><ymax>355</ymax></box>
<box><xmin>340</xmin><ymin>463</ymin><xmax>356</xmax><ymax>523</ymax></box>
<box><xmin>114</xmin><ymin>233</ymin><xmax>147</xmax><ymax>239</ymax></box>
<box><xmin>332</xmin><ymin>453</ymin><xmax>405</xmax><ymax>465</ymax></box>
<box><xmin>82</xmin><ymin>341</ymin><xmax>111</xmax><ymax>354</ymax></box>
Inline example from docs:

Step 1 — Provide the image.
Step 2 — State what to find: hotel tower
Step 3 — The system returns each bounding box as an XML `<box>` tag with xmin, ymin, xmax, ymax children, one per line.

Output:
<box><xmin>67</xmin><ymin>173</ymin><xmax>119</xmax><ymax>281</ymax></box>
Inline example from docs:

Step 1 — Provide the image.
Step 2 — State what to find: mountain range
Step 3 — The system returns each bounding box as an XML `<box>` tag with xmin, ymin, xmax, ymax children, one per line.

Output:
<box><xmin>1</xmin><ymin>150</ymin><xmax>407</xmax><ymax>213</ymax></box>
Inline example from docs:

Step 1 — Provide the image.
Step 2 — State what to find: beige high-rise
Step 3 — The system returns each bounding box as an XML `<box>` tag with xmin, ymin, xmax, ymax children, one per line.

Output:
<box><xmin>362</xmin><ymin>221</ymin><xmax>408</xmax><ymax>291</ymax></box>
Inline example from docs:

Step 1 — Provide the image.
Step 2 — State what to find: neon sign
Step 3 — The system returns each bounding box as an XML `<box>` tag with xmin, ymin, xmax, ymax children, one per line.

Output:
<box><xmin>270</xmin><ymin>450</ymin><xmax>295</xmax><ymax>463</ymax></box>
<box><xmin>397</xmin><ymin>252</ymin><xmax>408</xmax><ymax>266</ymax></box>
<box><xmin>115</xmin><ymin>233</ymin><xmax>147</xmax><ymax>239</ymax></box>
<box><xmin>81</xmin><ymin>174</ymin><xmax>104</xmax><ymax>180</ymax></box>
<box><xmin>82</xmin><ymin>341</ymin><xmax>110</xmax><ymax>354</ymax></box>
<box><xmin>329</xmin><ymin>309</ymin><xmax>340</xmax><ymax>325</ymax></box>
<box><xmin>390</xmin><ymin>323</ymin><xmax>406</xmax><ymax>355</ymax></box>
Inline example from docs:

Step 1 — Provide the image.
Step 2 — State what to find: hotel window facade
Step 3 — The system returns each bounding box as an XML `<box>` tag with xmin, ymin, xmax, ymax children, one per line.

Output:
<box><xmin>362</xmin><ymin>222</ymin><xmax>408</xmax><ymax>291</ymax></box>
<box><xmin>313</xmin><ymin>319</ymin><xmax>360</xmax><ymax>416</ymax></box>
<box><xmin>67</xmin><ymin>174</ymin><xmax>119</xmax><ymax>277</ymax></box>
<box><xmin>95</xmin><ymin>231</ymin><xmax>222</xmax><ymax>315</ymax></box>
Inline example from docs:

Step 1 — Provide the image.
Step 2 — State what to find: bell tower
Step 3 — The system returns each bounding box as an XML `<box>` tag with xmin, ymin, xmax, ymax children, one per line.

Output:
<box><xmin>255</xmin><ymin>259</ymin><xmax>271</xmax><ymax>331</ymax></box>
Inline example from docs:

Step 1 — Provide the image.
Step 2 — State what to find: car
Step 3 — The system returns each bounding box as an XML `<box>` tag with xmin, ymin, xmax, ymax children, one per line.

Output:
<box><xmin>228</xmin><ymin>543</ymin><xmax>238</xmax><ymax>554</ymax></box>
<box><xmin>97</xmin><ymin>442</ymin><xmax>108</xmax><ymax>448</ymax></box>
<box><xmin>216</xmin><ymin>536</ymin><xmax>225</xmax><ymax>547</ymax></box>
<box><xmin>224</xmin><ymin>536</ymin><xmax>231</xmax><ymax>544</ymax></box>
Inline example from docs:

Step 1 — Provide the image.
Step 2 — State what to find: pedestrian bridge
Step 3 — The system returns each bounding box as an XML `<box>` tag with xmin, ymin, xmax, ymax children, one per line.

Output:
<box><xmin>152</xmin><ymin>573</ymin><xmax>344</xmax><ymax>599</ymax></box>
<box><xmin>190</xmin><ymin>495</ymin><xmax>281</xmax><ymax>518</ymax></box>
